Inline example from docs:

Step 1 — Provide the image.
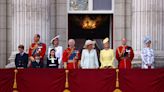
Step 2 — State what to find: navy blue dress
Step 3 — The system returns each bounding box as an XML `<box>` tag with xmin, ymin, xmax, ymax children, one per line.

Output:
<box><xmin>47</xmin><ymin>57</ymin><xmax>58</xmax><ymax>68</ymax></box>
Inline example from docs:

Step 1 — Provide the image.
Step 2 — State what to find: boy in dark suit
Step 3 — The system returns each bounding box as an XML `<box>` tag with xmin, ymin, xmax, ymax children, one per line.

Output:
<box><xmin>15</xmin><ymin>45</ymin><xmax>28</xmax><ymax>68</ymax></box>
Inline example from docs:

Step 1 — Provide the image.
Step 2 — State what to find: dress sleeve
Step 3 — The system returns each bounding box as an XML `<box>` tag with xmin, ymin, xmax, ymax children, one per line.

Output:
<box><xmin>47</xmin><ymin>47</ymin><xmax>51</xmax><ymax>59</ymax></box>
<box><xmin>141</xmin><ymin>49</ymin><xmax>148</xmax><ymax>65</ymax></box>
<box><xmin>111</xmin><ymin>50</ymin><xmax>115</xmax><ymax>67</ymax></box>
<box><xmin>99</xmin><ymin>50</ymin><xmax>103</xmax><ymax>67</ymax></box>
<box><xmin>149</xmin><ymin>49</ymin><xmax>155</xmax><ymax>65</ymax></box>
<box><xmin>80</xmin><ymin>50</ymin><xmax>85</xmax><ymax>68</ymax></box>
<box><xmin>62</xmin><ymin>49</ymin><xmax>68</xmax><ymax>63</ymax></box>
<box><xmin>116</xmin><ymin>48</ymin><xmax>121</xmax><ymax>61</ymax></box>
<box><xmin>59</xmin><ymin>47</ymin><xmax>63</xmax><ymax>64</ymax></box>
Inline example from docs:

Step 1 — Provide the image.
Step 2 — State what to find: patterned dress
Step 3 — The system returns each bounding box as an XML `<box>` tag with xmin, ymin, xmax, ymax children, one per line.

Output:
<box><xmin>141</xmin><ymin>47</ymin><xmax>154</xmax><ymax>69</ymax></box>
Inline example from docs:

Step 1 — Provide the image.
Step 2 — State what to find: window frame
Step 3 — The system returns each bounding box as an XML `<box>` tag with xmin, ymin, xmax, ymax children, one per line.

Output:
<box><xmin>67</xmin><ymin>0</ymin><xmax>114</xmax><ymax>14</ymax></box>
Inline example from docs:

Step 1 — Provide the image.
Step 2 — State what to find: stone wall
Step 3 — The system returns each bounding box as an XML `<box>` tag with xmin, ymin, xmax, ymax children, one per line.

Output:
<box><xmin>0</xmin><ymin>0</ymin><xmax>7</xmax><ymax>68</ymax></box>
<box><xmin>0</xmin><ymin>0</ymin><xmax>163</xmax><ymax>68</ymax></box>
<box><xmin>56</xmin><ymin>0</ymin><xmax>67</xmax><ymax>49</ymax></box>
<box><xmin>114</xmin><ymin>0</ymin><xmax>132</xmax><ymax>48</ymax></box>
<box><xmin>132</xmin><ymin>0</ymin><xmax>164</xmax><ymax>68</ymax></box>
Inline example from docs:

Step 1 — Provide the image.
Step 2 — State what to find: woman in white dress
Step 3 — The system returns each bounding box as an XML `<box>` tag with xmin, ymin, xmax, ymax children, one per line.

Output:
<box><xmin>80</xmin><ymin>40</ymin><xmax>99</xmax><ymax>69</ymax></box>
<box><xmin>48</xmin><ymin>35</ymin><xmax>63</xmax><ymax>68</ymax></box>
<box><xmin>141</xmin><ymin>36</ymin><xmax>155</xmax><ymax>69</ymax></box>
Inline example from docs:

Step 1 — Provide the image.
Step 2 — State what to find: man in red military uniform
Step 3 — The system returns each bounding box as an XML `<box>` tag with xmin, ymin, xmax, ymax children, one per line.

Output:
<box><xmin>116</xmin><ymin>38</ymin><xmax>134</xmax><ymax>69</ymax></box>
<box><xmin>29</xmin><ymin>34</ymin><xmax>46</xmax><ymax>68</ymax></box>
<box><xmin>62</xmin><ymin>39</ymin><xmax>80</xmax><ymax>69</ymax></box>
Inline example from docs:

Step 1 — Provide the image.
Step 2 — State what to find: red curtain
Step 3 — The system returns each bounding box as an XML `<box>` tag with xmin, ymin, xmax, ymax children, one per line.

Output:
<box><xmin>0</xmin><ymin>69</ymin><xmax>164</xmax><ymax>92</ymax></box>
<box><xmin>17</xmin><ymin>69</ymin><xmax>65</xmax><ymax>92</ymax></box>
<box><xmin>119</xmin><ymin>69</ymin><xmax>164</xmax><ymax>92</ymax></box>
<box><xmin>69</xmin><ymin>69</ymin><xmax>116</xmax><ymax>92</ymax></box>
<box><xmin>0</xmin><ymin>69</ymin><xmax>14</xmax><ymax>92</ymax></box>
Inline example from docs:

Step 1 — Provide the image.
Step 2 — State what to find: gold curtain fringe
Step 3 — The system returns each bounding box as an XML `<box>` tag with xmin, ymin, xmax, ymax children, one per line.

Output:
<box><xmin>116</xmin><ymin>81</ymin><xmax>119</xmax><ymax>88</ymax></box>
<box><xmin>13</xmin><ymin>90</ymin><xmax>18</xmax><ymax>92</ymax></box>
<box><xmin>63</xmin><ymin>70</ymin><xmax>71</xmax><ymax>92</ymax></box>
<box><xmin>63</xmin><ymin>89</ymin><xmax>71</xmax><ymax>92</ymax></box>
<box><xmin>113</xmin><ymin>69</ymin><xmax>122</xmax><ymax>92</ymax></box>
<box><xmin>113</xmin><ymin>89</ymin><xmax>122</xmax><ymax>92</ymax></box>
<box><xmin>65</xmin><ymin>82</ymin><xmax>69</xmax><ymax>88</ymax></box>
<box><xmin>13</xmin><ymin>69</ymin><xmax>18</xmax><ymax>92</ymax></box>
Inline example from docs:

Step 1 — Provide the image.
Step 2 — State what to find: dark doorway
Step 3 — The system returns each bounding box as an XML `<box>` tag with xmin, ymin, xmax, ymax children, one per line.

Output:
<box><xmin>68</xmin><ymin>14</ymin><xmax>113</xmax><ymax>51</ymax></box>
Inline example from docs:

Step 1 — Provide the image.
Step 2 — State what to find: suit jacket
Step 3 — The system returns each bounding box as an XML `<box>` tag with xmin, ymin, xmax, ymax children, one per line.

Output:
<box><xmin>62</xmin><ymin>47</ymin><xmax>81</xmax><ymax>69</ymax></box>
<box><xmin>15</xmin><ymin>53</ymin><xmax>28</xmax><ymax>68</ymax></box>
<box><xmin>116</xmin><ymin>45</ymin><xmax>134</xmax><ymax>69</ymax></box>
<box><xmin>28</xmin><ymin>42</ymin><xmax>46</xmax><ymax>61</ymax></box>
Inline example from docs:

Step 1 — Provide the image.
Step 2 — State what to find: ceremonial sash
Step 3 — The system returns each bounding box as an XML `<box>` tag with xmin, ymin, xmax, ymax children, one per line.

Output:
<box><xmin>67</xmin><ymin>48</ymin><xmax>74</xmax><ymax>60</ymax></box>
<box><xmin>31</xmin><ymin>43</ymin><xmax>43</xmax><ymax>56</ymax></box>
<box><xmin>32</xmin><ymin>49</ymin><xmax>37</xmax><ymax>56</ymax></box>
<box><xmin>117</xmin><ymin>46</ymin><xmax>125</xmax><ymax>57</ymax></box>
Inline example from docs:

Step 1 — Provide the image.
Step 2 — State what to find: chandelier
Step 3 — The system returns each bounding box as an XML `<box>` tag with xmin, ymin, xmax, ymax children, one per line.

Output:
<box><xmin>82</xmin><ymin>16</ymin><xmax>102</xmax><ymax>30</ymax></box>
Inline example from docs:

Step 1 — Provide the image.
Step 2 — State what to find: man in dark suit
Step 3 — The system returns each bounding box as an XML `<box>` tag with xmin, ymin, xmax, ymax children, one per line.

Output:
<box><xmin>15</xmin><ymin>45</ymin><xmax>28</xmax><ymax>68</ymax></box>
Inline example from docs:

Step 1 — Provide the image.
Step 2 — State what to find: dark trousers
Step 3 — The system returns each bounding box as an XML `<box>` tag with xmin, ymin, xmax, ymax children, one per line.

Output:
<box><xmin>31</xmin><ymin>61</ymin><xmax>43</xmax><ymax>68</ymax></box>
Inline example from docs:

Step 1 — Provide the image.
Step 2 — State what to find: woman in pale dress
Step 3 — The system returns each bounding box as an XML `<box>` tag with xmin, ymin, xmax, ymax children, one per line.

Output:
<box><xmin>100</xmin><ymin>37</ymin><xmax>114</xmax><ymax>69</ymax></box>
<box><xmin>47</xmin><ymin>35</ymin><xmax>63</xmax><ymax>68</ymax></box>
<box><xmin>141</xmin><ymin>36</ymin><xmax>155</xmax><ymax>69</ymax></box>
<box><xmin>80</xmin><ymin>40</ymin><xmax>99</xmax><ymax>69</ymax></box>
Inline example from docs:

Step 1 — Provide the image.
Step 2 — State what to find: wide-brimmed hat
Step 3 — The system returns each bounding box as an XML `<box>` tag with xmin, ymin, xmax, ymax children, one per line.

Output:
<box><xmin>50</xmin><ymin>35</ymin><xmax>60</xmax><ymax>44</ymax></box>
<box><xmin>144</xmin><ymin>35</ymin><xmax>151</xmax><ymax>44</ymax></box>
<box><xmin>83</xmin><ymin>40</ymin><xmax>96</xmax><ymax>48</ymax></box>
<box><xmin>103</xmin><ymin>37</ymin><xmax>109</xmax><ymax>44</ymax></box>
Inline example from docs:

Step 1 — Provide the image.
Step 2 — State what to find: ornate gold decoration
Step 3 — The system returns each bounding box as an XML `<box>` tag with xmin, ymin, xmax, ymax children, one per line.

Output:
<box><xmin>13</xmin><ymin>69</ymin><xmax>18</xmax><ymax>92</ymax></box>
<box><xmin>113</xmin><ymin>69</ymin><xmax>122</xmax><ymax>92</ymax></box>
<box><xmin>63</xmin><ymin>70</ymin><xmax>71</xmax><ymax>92</ymax></box>
<box><xmin>82</xmin><ymin>16</ymin><xmax>102</xmax><ymax>30</ymax></box>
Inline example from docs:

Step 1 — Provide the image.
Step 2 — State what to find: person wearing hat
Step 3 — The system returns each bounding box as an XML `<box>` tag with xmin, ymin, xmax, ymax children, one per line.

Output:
<box><xmin>100</xmin><ymin>37</ymin><xmax>114</xmax><ymax>69</ymax></box>
<box><xmin>116</xmin><ymin>38</ymin><xmax>134</xmax><ymax>69</ymax></box>
<box><xmin>48</xmin><ymin>35</ymin><xmax>63</xmax><ymax>68</ymax></box>
<box><xmin>141</xmin><ymin>36</ymin><xmax>154</xmax><ymax>69</ymax></box>
<box><xmin>80</xmin><ymin>40</ymin><xmax>99</xmax><ymax>69</ymax></box>
<box><xmin>62</xmin><ymin>39</ymin><xmax>80</xmax><ymax>69</ymax></box>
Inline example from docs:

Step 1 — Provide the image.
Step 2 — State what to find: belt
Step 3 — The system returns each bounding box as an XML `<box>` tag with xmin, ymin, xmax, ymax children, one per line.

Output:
<box><xmin>68</xmin><ymin>60</ymin><xmax>75</xmax><ymax>63</ymax></box>
<box><xmin>49</xmin><ymin>64</ymin><xmax>57</xmax><ymax>67</ymax></box>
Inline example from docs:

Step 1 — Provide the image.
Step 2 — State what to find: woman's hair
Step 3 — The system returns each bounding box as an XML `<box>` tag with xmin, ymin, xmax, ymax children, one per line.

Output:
<box><xmin>36</xmin><ymin>34</ymin><xmax>40</xmax><ymax>38</ymax></box>
<box><xmin>49</xmin><ymin>49</ymin><xmax>56</xmax><ymax>58</ymax></box>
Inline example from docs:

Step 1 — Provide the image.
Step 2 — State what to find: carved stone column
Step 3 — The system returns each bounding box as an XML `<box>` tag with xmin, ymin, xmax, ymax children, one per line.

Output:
<box><xmin>0</xmin><ymin>0</ymin><xmax>7</xmax><ymax>68</ymax></box>
<box><xmin>132</xmin><ymin>0</ymin><xmax>164</xmax><ymax>67</ymax></box>
<box><xmin>6</xmin><ymin>0</ymin><xmax>56</xmax><ymax>64</ymax></box>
